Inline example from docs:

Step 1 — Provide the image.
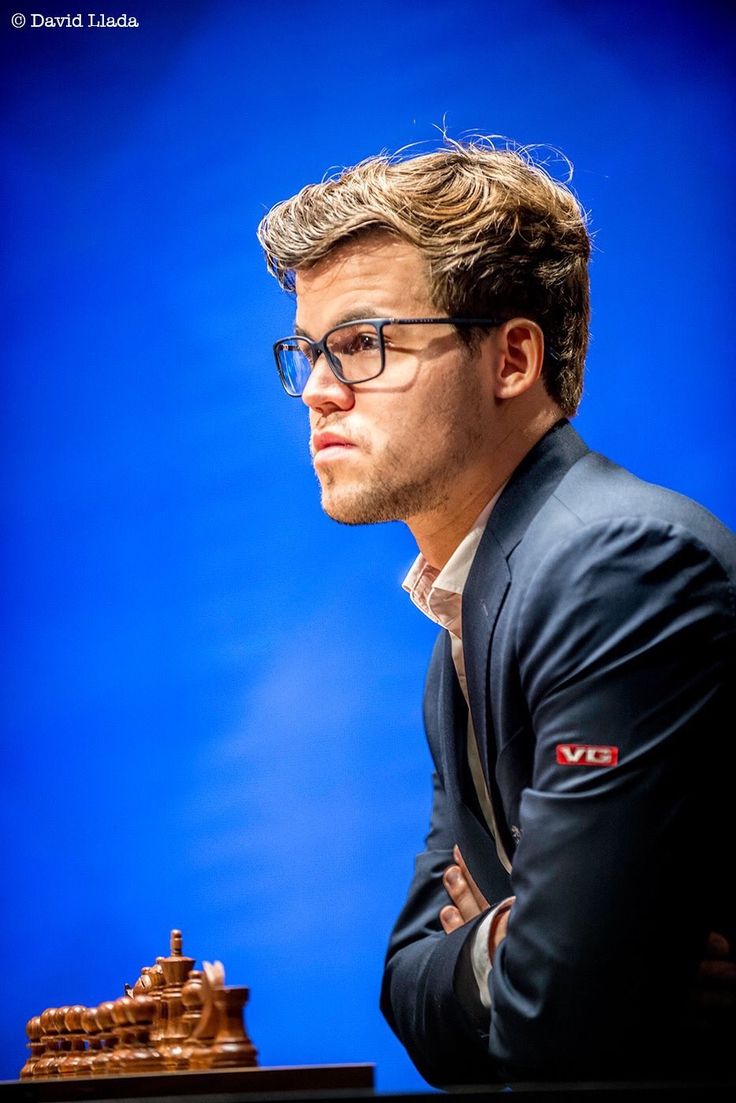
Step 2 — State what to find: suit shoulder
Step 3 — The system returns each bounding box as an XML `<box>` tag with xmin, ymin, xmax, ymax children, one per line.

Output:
<box><xmin>518</xmin><ymin>450</ymin><xmax>736</xmax><ymax>581</ymax></box>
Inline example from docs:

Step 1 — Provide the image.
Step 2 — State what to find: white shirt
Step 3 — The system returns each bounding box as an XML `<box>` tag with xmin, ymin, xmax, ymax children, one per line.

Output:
<box><xmin>402</xmin><ymin>490</ymin><xmax>512</xmax><ymax>1009</ymax></box>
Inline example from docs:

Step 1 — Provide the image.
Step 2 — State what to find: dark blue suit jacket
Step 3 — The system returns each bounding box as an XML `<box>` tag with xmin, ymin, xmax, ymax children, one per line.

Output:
<box><xmin>381</xmin><ymin>420</ymin><xmax>736</xmax><ymax>1086</ymax></box>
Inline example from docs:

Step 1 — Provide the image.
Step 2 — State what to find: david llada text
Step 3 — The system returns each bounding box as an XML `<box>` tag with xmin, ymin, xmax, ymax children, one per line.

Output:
<box><xmin>22</xmin><ymin>12</ymin><xmax>139</xmax><ymax>27</ymax></box>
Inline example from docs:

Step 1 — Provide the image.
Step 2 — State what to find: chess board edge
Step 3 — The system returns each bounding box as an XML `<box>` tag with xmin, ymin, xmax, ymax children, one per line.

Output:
<box><xmin>0</xmin><ymin>1062</ymin><xmax>376</xmax><ymax>1100</ymax></box>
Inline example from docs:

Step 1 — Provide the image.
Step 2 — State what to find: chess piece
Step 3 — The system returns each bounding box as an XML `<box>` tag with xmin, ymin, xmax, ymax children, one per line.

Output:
<box><xmin>59</xmin><ymin>1006</ymin><xmax>87</xmax><ymax>1077</ymax></box>
<box><xmin>135</xmin><ymin>963</ymin><xmax>166</xmax><ymax>1047</ymax></box>
<box><xmin>32</xmin><ymin>1007</ymin><xmax>59</xmax><ymax>1078</ymax></box>
<box><xmin>90</xmin><ymin>1000</ymin><xmax>117</xmax><ymax>1076</ymax></box>
<box><xmin>107</xmin><ymin>997</ymin><xmax>135</xmax><ymax>1073</ymax></box>
<box><xmin>208</xmin><ymin>987</ymin><xmax>257</xmax><ymax>1069</ymax></box>
<box><xmin>187</xmin><ymin>960</ymin><xmax>225</xmax><ymax>1070</ymax></box>
<box><xmin>178</xmin><ymin>969</ymin><xmax>206</xmax><ymax>1066</ymax></box>
<box><xmin>133</xmin><ymin>965</ymin><xmax>154</xmax><ymax>995</ymax></box>
<box><xmin>124</xmin><ymin>995</ymin><xmax>163</xmax><ymax>1073</ymax></box>
<box><xmin>78</xmin><ymin>1006</ymin><xmax>101</xmax><ymax>1076</ymax></box>
<box><xmin>19</xmin><ymin>1016</ymin><xmax>43</xmax><ymax>1079</ymax></box>
<box><xmin>156</xmin><ymin>929</ymin><xmax>195</xmax><ymax>1070</ymax></box>
<box><xmin>47</xmin><ymin>1006</ymin><xmax>71</xmax><ymax>1077</ymax></box>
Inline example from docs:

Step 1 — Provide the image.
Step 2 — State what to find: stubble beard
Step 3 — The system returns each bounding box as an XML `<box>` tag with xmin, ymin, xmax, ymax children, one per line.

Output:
<box><xmin>314</xmin><ymin>410</ymin><xmax>484</xmax><ymax>528</ymax></box>
<box><xmin>317</xmin><ymin>462</ymin><xmax>452</xmax><ymax>526</ymax></box>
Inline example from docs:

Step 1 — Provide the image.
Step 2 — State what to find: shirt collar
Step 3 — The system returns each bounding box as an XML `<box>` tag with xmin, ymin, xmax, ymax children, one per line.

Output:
<box><xmin>402</xmin><ymin>485</ymin><xmax>505</xmax><ymax>635</ymax></box>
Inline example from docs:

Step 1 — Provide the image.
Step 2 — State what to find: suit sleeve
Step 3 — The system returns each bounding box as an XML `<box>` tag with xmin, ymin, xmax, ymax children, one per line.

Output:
<box><xmin>379</xmin><ymin>767</ymin><xmax>499</xmax><ymax>1087</ymax></box>
<box><xmin>380</xmin><ymin>638</ymin><xmax>512</xmax><ymax>1087</ymax></box>
<box><xmin>488</xmin><ymin>517</ymin><xmax>736</xmax><ymax>1079</ymax></box>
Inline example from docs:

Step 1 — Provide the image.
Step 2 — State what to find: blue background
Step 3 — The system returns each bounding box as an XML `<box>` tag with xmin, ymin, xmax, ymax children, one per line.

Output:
<box><xmin>2</xmin><ymin>0</ymin><xmax>735</xmax><ymax>1090</ymax></box>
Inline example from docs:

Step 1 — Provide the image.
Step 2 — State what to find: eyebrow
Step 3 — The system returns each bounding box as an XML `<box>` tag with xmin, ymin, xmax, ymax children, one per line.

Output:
<box><xmin>294</xmin><ymin>307</ymin><xmax>382</xmax><ymax>340</ymax></box>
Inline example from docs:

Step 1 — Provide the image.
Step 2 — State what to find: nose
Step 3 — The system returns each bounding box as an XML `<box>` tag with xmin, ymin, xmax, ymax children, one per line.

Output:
<box><xmin>301</xmin><ymin>354</ymin><xmax>355</xmax><ymax>414</ymax></box>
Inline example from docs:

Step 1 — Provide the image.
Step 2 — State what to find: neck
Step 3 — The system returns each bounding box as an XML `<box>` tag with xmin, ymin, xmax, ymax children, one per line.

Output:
<box><xmin>407</xmin><ymin>409</ymin><xmax>562</xmax><ymax>569</ymax></box>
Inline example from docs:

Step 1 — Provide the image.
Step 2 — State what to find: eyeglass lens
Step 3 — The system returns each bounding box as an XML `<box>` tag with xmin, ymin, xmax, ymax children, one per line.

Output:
<box><xmin>276</xmin><ymin>321</ymin><xmax>385</xmax><ymax>395</ymax></box>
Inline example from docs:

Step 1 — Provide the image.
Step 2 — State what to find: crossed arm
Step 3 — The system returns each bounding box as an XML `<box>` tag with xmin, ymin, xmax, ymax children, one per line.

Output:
<box><xmin>441</xmin><ymin>845</ymin><xmax>736</xmax><ymax>1012</ymax></box>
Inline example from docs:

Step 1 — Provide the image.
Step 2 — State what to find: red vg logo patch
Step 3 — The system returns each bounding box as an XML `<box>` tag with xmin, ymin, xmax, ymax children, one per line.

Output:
<box><xmin>556</xmin><ymin>743</ymin><xmax>619</xmax><ymax>767</ymax></box>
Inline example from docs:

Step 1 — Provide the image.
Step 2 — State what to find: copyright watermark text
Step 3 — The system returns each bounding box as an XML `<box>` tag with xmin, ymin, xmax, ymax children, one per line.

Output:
<box><xmin>10</xmin><ymin>11</ymin><xmax>140</xmax><ymax>28</ymax></box>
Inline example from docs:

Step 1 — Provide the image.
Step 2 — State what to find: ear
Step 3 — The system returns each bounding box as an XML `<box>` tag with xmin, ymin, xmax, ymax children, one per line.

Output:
<box><xmin>492</xmin><ymin>318</ymin><xmax>545</xmax><ymax>400</ymax></box>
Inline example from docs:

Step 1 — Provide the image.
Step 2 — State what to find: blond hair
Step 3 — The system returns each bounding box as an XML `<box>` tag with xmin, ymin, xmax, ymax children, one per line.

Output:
<box><xmin>257</xmin><ymin>139</ymin><xmax>591</xmax><ymax>415</ymax></box>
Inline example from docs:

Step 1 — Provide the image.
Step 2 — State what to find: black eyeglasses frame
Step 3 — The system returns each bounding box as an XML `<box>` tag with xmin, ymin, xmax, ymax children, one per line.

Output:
<box><xmin>272</xmin><ymin>316</ymin><xmax>507</xmax><ymax>397</ymax></box>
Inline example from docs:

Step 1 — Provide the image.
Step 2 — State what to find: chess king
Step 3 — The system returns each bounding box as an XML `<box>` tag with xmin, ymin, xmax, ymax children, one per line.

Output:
<box><xmin>257</xmin><ymin>139</ymin><xmax>736</xmax><ymax>1085</ymax></box>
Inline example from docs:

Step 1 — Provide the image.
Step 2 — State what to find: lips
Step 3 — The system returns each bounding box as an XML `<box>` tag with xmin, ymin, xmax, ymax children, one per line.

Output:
<box><xmin>311</xmin><ymin>432</ymin><xmax>355</xmax><ymax>454</ymax></box>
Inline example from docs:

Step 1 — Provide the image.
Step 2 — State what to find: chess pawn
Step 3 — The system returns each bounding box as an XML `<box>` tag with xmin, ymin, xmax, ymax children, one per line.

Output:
<box><xmin>108</xmin><ymin>996</ymin><xmax>136</xmax><ymax>1073</ymax></box>
<box><xmin>53</xmin><ymin>1005</ymin><xmax>72</xmax><ymax>1073</ymax></box>
<box><xmin>78</xmin><ymin>1006</ymin><xmax>100</xmax><ymax>1077</ymax></box>
<box><xmin>59</xmin><ymin>1006</ymin><xmax>87</xmax><ymax>1077</ymax></box>
<box><xmin>157</xmin><ymin>930</ymin><xmax>195</xmax><ymax>1070</ymax></box>
<box><xmin>19</xmin><ymin>1015</ymin><xmax>43</xmax><ymax>1079</ymax></box>
<box><xmin>90</xmin><ymin>1000</ymin><xmax>117</xmax><ymax>1076</ymax></box>
<box><xmin>48</xmin><ymin>1006</ymin><xmax>71</xmax><ymax>1077</ymax></box>
<box><xmin>124</xmin><ymin>995</ymin><xmax>163</xmax><ymax>1073</ymax></box>
<box><xmin>32</xmin><ymin>1008</ymin><xmax>59</xmax><ymax>1078</ymax></box>
<box><xmin>208</xmin><ymin>987</ymin><xmax>258</xmax><ymax>1069</ymax></box>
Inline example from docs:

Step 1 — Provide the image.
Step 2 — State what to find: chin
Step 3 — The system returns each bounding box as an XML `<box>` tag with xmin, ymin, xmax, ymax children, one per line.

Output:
<box><xmin>319</xmin><ymin>485</ymin><xmax>399</xmax><ymax>527</ymax></box>
<box><xmin>320</xmin><ymin>475</ymin><xmax>446</xmax><ymax>527</ymax></box>
<box><xmin>320</xmin><ymin>496</ymin><xmax>385</xmax><ymax>527</ymax></box>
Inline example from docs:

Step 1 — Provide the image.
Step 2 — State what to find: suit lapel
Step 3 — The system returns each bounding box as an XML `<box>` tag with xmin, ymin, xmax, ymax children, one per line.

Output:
<box><xmin>434</xmin><ymin>631</ymin><xmax>503</xmax><ymax>841</ymax></box>
<box><xmin>435</xmin><ymin>631</ymin><xmax>468</xmax><ymax>806</ymax></box>
<box><xmin>462</xmin><ymin>420</ymin><xmax>590</xmax><ymax>850</ymax></box>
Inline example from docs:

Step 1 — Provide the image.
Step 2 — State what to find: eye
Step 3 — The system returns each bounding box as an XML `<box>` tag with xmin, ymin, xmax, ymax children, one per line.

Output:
<box><xmin>329</xmin><ymin>325</ymin><xmax>381</xmax><ymax>357</ymax></box>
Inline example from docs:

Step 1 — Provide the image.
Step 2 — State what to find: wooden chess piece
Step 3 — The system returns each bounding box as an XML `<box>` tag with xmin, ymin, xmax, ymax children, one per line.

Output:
<box><xmin>47</xmin><ymin>1006</ymin><xmax>71</xmax><ymax>1077</ymax></box>
<box><xmin>124</xmin><ymin>995</ymin><xmax>163</xmax><ymax>1073</ymax></box>
<box><xmin>59</xmin><ymin>1006</ymin><xmax>87</xmax><ymax>1077</ymax></box>
<box><xmin>178</xmin><ymin>969</ymin><xmax>205</xmax><ymax>1067</ymax></box>
<box><xmin>90</xmin><ymin>1000</ymin><xmax>117</xmax><ymax>1076</ymax></box>
<box><xmin>78</xmin><ymin>1006</ymin><xmax>100</xmax><ymax>1076</ymax></box>
<box><xmin>208</xmin><ymin>987</ymin><xmax>258</xmax><ymax>1069</ymax></box>
<box><xmin>107</xmin><ymin>996</ymin><xmax>135</xmax><ymax>1074</ymax></box>
<box><xmin>145</xmin><ymin>963</ymin><xmax>167</xmax><ymax>1047</ymax></box>
<box><xmin>32</xmin><ymin>1008</ymin><xmax>59</xmax><ymax>1079</ymax></box>
<box><xmin>156</xmin><ymin>929</ymin><xmax>195</xmax><ymax>1070</ymax></box>
<box><xmin>133</xmin><ymin>965</ymin><xmax>154</xmax><ymax>995</ymax></box>
<box><xmin>19</xmin><ymin>1015</ymin><xmax>43</xmax><ymax>1079</ymax></box>
<box><xmin>187</xmin><ymin>960</ymin><xmax>225</xmax><ymax>1070</ymax></box>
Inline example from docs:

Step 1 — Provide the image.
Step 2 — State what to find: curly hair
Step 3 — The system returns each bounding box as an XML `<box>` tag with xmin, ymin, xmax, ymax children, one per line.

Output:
<box><xmin>257</xmin><ymin>138</ymin><xmax>591</xmax><ymax>415</ymax></box>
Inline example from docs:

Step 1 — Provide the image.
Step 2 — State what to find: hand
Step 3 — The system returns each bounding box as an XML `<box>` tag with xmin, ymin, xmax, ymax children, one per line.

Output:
<box><xmin>697</xmin><ymin>931</ymin><xmax>736</xmax><ymax>1010</ymax></box>
<box><xmin>440</xmin><ymin>845</ymin><xmax>490</xmax><ymax>933</ymax></box>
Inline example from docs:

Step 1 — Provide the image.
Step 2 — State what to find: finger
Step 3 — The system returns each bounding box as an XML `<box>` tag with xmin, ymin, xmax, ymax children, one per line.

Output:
<box><xmin>488</xmin><ymin>899</ymin><xmax>515</xmax><ymax>960</ymax></box>
<box><xmin>453</xmin><ymin>845</ymin><xmax>490</xmax><ymax>912</ymax></box>
<box><xmin>443</xmin><ymin>865</ymin><xmax>483</xmax><ymax>923</ymax></box>
<box><xmin>440</xmin><ymin>905</ymin><xmax>464</xmax><ymax>934</ymax></box>
<box><xmin>495</xmin><ymin>908</ymin><xmax>511</xmax><ymax>944</ymax></box>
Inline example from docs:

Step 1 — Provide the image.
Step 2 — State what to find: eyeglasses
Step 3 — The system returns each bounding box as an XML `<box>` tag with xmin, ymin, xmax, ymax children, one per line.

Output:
<box><xmin>272</xmin><ymin>317</ymin><xmax>505</xmax><ymax>397</ymax></box>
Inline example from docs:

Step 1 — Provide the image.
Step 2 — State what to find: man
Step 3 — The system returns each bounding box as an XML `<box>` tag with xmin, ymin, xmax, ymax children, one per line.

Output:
<box><xmin>257</xmin><ymin>141</ymin><xmax>736</xmax><ymax>1086</ymax></box>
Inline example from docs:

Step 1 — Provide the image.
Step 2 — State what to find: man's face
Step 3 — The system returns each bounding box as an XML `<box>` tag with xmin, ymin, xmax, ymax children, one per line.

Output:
<box><xmin>295</xmin><ymin>234</ymin><xmax>499</xmax><ymax>528</ymax></box>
